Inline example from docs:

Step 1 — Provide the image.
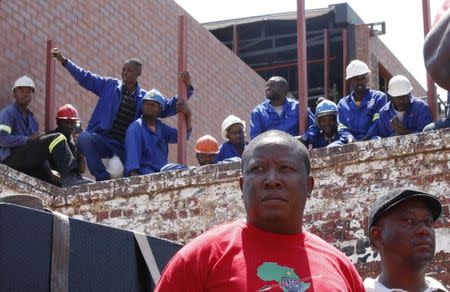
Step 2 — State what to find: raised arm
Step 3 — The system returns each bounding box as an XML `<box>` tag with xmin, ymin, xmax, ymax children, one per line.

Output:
<box><xmin>50</xmin><ymin>47</ymin><xmax>110</xmax><ymax>96</ymax></box>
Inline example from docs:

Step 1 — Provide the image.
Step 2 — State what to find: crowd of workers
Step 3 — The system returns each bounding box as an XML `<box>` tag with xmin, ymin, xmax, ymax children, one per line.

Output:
<box><xmin>0</xmin><ymin>3</ymin><xmax>449</xmax><ymax>291</ymax></box>
<box><xmin>0</xmin><ymin>48</ymin><xmax>448</xmax><ymax>185</ymax></box>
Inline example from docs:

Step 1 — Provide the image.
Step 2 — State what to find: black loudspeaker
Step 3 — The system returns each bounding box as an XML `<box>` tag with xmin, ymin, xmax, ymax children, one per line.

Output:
<box><xmin>0</xmin><ymin>203</ymin><xmax>182</xmax><ymax>291</ymax></box>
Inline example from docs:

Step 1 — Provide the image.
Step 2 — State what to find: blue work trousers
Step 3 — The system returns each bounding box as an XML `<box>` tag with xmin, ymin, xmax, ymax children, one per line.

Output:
<box><xmin>77</xmin><ymin>131</ymin><xmax>124</xmax><ymax>181</ymax></box>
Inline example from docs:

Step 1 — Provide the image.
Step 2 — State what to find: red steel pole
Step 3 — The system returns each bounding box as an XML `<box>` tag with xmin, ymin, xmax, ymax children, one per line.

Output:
<box><xmin>297</xmin><ymin>0</ymin><xmax>308</xmax><ymax>135</ymax></box>
<box><xmin>232</xmin><ymin>24</ymin><xmax>239</xmax><ymax>55</ymax></box>
<box><xmin>254</xmin><ymin>57</ymin><xmax>337</xmax><ymax>72</ymax></box>
<box><xmin>422</xmin><ymin>0</ymin><xmax>437</xmax><ymax>120</ymax></box>
<box><xmin>342</xmin><ymin>29</ymin><xmax>348</xmax><ymax>97</ymax></box>
<box><xmin>323</xmin><ymin>29</ymin><xmax>329</xmax><ymax>99</ymax></box>
<box><xmin>45</xmin><ymin>39</ymin><xmax>56</xmax><ymax>131</ymax></box>
<box><xmin>177</xmin><ymin>15</ymin><xmax>188</xmax><ymax>164</ymax></box>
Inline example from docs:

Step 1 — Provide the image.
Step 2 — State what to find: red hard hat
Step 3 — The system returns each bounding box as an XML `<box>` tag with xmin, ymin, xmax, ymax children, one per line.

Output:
<box><xmin>56</xmin><ymin>104</ymin><xmax>79</xmax><ymax>120</ymax></box>
<box><xmin>195</xmin><ymin>135</ymin><xmax>220</xmax><ymax>154</ymax></box>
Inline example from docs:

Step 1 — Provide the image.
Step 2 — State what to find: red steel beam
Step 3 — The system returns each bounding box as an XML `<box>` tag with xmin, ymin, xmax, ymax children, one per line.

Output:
<box><xmin>232</xmin><ymin>24</ymin><xmax>239</xmax><ymax>55</ymax></box>
<box><xmin>177</xmin><ymin>15</ymin><xmax>188</xmax><ymax>164</ymax></box>
<box><xmin>297</xmin><ymin>0</ymin><xmax>308</xmax><ymax>135</ymax></box>
<box><xmin>342</xmin><ymin>28</ymin><xmax>348</xmax><ymax>97</ymax></box>
<box><xmin>323</xmin><ymin>29</ymin><xmax>329</xmax><ymax>98</ymax></box>
<box><xmin>254</xmin><ymin>57</ymin><xmax>337</xmax><ymax>72</ymax></box>
<box><xmin>45</xmin><ymin>39</ymin><xmax>56</xmax><ymax>131</ymax></box>
<box><xmin>422</xmin><ymin>0</ymin><xmax>437</xmax><ymax>120</ymax></box>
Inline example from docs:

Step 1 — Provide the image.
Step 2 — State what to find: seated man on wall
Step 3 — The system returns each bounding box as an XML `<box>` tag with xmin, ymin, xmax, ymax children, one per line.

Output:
<box><xmin>194</xmin><ymin>135</ymin><xmax>220</xmax><ymax>166</ymax></box>
<box><xmin>250</xmin><ymin>76</ymin><xmax>315</xmax><ymax>139</ymax></box>
<box><xmin>51</xmin><ymin>48</ymin><xmax>194</xmax><ymax>181</ymax></box>
<box><xmin>124</xmin><ymin>89</ymin><xmax>191</xmax><ymax>176</ymax></box>
<box><xmin>215</xmin><ymin>115</ymin><xmax>248</xmax><ymax>163</ymax></box>
<box><xmin>301</xmin><ymin>99</ymin><xmax>350</xmax><ymax>148</ymax></box>
<box><xmin>0</xmin><ymin>76</ymin><xmax>89</xmax><ymax>187</ymax></box>
<box><xmin>47</xmin><ymin>104</ymin><xmax>89</xmax><ymax>183</ymax></box>
<box><xmin>423</xmin><ymin>92</ymin><xmax>450</xmax><ymax>132</ymax></box>
<box><xmin>156</xmin><ymin>130</ymin><xmax>365</xmax><ymax>291</ymax></box>
<box><xmin>365</xmin><ymin>188</ymin><xmax>447</xmax><ymax>291</ymax></box>
<box><xmin>338</xmin><ymin>60</ymin><xmax>387</xmax><ymax>142</ymax></box>
<box><xmin>376</xmin><ymin>75</ymin><xmax>432</xmax><ymax>137</ymax></box>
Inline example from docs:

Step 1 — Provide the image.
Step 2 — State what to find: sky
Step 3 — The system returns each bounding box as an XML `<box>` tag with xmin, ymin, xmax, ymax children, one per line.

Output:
<box><xmin>174</xmin><ymin>0</ymin><xmax>446</xmax><ymax>98</ymax></box>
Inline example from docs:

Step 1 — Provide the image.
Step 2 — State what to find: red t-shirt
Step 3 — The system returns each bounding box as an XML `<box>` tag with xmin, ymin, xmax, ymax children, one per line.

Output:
<box><xmin>155</xmin><ymin>221</ymin><xmax>365</xmax><ymax>291</ymax></box>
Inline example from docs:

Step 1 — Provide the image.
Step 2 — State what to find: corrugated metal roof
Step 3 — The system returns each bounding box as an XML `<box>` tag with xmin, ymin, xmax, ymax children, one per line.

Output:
<box><xmin>203</xmin><ymin>7</ymin><xmax>331</xmax><ymax>30</ymax></box>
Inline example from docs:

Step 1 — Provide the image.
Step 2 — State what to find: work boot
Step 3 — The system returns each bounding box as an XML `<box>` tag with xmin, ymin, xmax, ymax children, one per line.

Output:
<box><xmin>61</xmin><ymin>173</ymin><xmax>91</xmax><ymax>188</ymax></box>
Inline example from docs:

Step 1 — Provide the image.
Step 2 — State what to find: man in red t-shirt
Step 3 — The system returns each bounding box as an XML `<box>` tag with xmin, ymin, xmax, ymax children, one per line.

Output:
<box><xmin>424</xmin><ymin>1</ymin><xmax>450</xmax><ymax>91</ymax></box>
<box><xmin>155</xmin><ymin>130</ymin><xmax>364</xmax><ymax>291</ymax></box>
<box><xmin>423</xmin><ymin>3</ymin><xmax>450</xmax><ymax>132</ymax></box>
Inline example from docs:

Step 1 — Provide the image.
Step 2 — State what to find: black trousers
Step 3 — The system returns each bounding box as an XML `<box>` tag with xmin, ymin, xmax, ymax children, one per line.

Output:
<box><xmin>4</xmin><ymin>133</ymin><xmax>78</xmax><ymax>182</ymax></box>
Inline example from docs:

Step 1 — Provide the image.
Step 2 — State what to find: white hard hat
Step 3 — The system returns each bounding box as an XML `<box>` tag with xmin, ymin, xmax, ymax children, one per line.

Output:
<box><xmin>101</xmin><ymin>155</ymin><xmax>124</xmax><ymax>179</ymax></box>
<box><xmin>388</xmin><ymin>75</ymin><xmax>413</xmax><ymax>97</ymax></box>
<box><xmin>12</xmin><ymin>75</ymin><xmax>35</xmax><ymax>92</ymax></box>
<box><xmin>345</xmin><ymin>60</ymin><xmax>370</xmax><ymax>80</ymax></box>
<box><xmin>221</xmin><ymin>115</ymin><xmax>246</xmax><ymax>140</ymax></box>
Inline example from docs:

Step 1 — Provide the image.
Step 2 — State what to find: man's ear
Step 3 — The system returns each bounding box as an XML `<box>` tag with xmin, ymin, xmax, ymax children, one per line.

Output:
<box><xmin>239</xmin><ymin>176</ymin><xmax>245</xmax><ymax>200</ymax></box>
<box><xmin>369</xmin><ymin>226</ymin><xmax>382</xmax><ymax>250</ymax></box>
<box><xmin>306</xmin><ymin>176</ymin><xmax>314</xmax><ymax>196</ymax></box>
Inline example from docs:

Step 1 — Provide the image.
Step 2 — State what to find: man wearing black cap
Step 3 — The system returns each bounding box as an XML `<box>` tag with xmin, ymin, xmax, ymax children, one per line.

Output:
<box><xmin>364</xmin><ymin>188</ymin><xmax>447</xmax><ymax>291</ymax></box>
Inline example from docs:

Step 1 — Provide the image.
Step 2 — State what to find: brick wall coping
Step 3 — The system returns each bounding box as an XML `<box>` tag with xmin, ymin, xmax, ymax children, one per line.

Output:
<box><xmin>1</xmin><ymin>127</ymin><xmax>448</xmax><ymax>209</ymax></box>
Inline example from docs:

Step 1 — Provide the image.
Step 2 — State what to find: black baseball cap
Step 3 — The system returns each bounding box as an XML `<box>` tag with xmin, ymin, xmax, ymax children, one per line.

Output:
<box><xmin>368</xmin><ymin>188</ymin><xmax>442</xmax><ymax>229</ymax></box>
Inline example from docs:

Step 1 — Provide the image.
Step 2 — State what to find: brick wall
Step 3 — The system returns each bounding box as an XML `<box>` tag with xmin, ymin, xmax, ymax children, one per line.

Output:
<box><xmin>0</xmin><ymin>0</ymin><xmax>265</xmax><ymax>165</ymax></box>
<box><xmin>369</xmin><ymin>36</ymin><xmax>427</xmax><ymax>97</ymax></box>
<box><xmin>353</xmin><ymin>24</ymin><xmax>426</xmax><ymax>96</ymax></box>
<box><xmin>354</xmin><ymin>25</ymin><xmax>371</xmax><ymax>67</ymax></box>
<box><xmin>1</xmin><ymin>129</ymin><xmax>449</xmax><ymax>287</ymax></box>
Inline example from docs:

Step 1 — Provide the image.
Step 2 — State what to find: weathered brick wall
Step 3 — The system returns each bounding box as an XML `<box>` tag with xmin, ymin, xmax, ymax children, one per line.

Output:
<box><xmin>353</xmin><ymin>24</ymin><xmax>426</xmax><ymax>96</ymax></box>
<box><xmin>354</xmin><ymin>25</ymin><xmax>371</xmax><ymax>68</ymax></box>
<box><xmin>0</xmin><ymin>0</ymin><xmax>265</xmax><ymax>165</ymax></box>
<box><xmin>369</xmin><ymin>36</ymin><xmax>427</xmax><ymax>97</ymax></box>
<box><xmin>1</xmin><ymin>129</ymin><xmax>449</xmax><ymax>287</ymax></box>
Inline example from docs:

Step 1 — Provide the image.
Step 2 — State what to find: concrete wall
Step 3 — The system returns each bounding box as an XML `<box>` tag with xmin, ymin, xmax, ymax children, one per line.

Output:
<box><xmin>1</xmin><ymin>129</ymin><xmax>449</xmax><ymax>287</ymax></box>
<box><xmin>0</xmin><ymin>0</ymin><xmax>265</xmax><ymax>166</ymax></box>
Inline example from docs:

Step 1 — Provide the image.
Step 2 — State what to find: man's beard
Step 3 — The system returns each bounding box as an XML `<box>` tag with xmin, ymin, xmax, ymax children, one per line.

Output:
<box><xmin>266</xmin><ymin>94</ymin><xmax>278</xmax><ymax>101</ymax></box>
<box><xmin>57</xmin><ymin>127</ymin><xmax>73</xmax><ymax>138</ymax></box>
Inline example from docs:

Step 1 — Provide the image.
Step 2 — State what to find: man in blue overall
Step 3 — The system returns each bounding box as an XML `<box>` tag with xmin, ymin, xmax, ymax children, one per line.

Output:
<box><xmin>215</xmin><ymin>115</ymin><xmax>247</xmax><ymax>162</ymax></box>
<box><xmin>250</xmin><ymin>76</ymin><xmax>315</xmax><ymax>139</ymax></box>
<box><xmin>124</xmin><ymin>89</ymin><xmax>192</xmax><ymax>176</ymax></box>
<box><xmin>50</xmin><ymin>47</ymin><xmax>193</xmax><ymax>181</ymax></box>
<box><xmin>301</xmin><ymin>99</ymin><xmax>349</xmax><ymax>148</ymax></box>
<box><xmin>0</xmin><ymin>76</ymin><xmax>89</xmax><ymax>187</ymax></box>
<box><xmin>376</xmin><ymin>75</ymin><xmax>432</xmax><ymax>137</ymax></box>
<box><xmin>338</xmin><ymin>60</ymin><xmax>387</xmax><ymax>142</ymax></box>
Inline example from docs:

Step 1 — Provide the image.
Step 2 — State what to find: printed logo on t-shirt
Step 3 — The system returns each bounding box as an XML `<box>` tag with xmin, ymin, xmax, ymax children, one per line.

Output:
<box><xmin>257</xmin><ymin>262</ymin><xmax>310</xmax><ymax>291</ymax></box>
